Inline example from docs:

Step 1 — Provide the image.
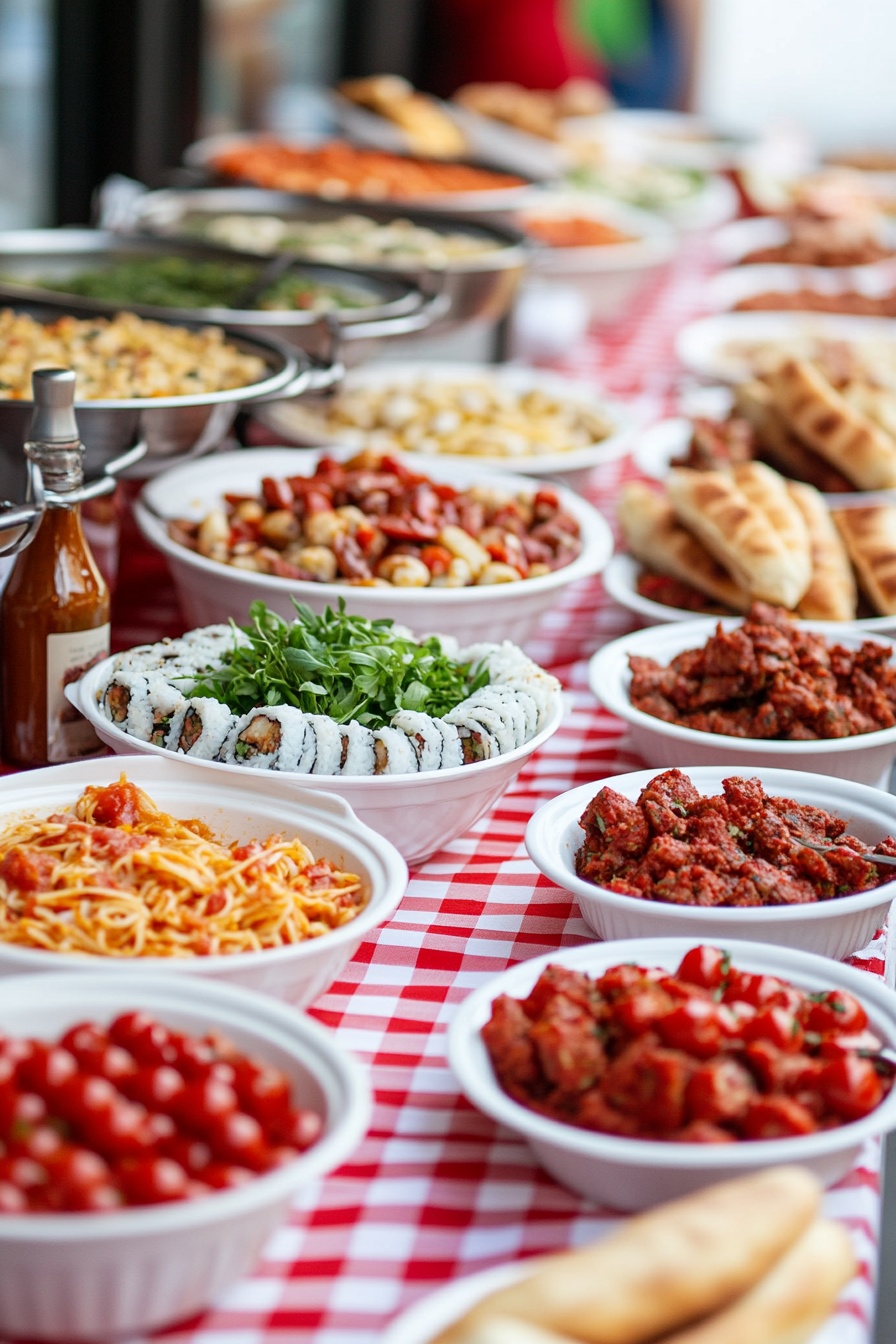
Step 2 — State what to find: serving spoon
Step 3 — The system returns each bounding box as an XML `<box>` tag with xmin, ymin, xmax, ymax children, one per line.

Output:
<box><xmin>797</xmin><ymin>839</ymin><xmax>896</xmax><ymax>867</ymax></box>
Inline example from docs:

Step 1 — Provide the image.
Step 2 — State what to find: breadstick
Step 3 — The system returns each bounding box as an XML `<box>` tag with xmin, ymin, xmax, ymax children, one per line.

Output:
<box><xmin>431</xmin><ymin>1167</ymin><xmax>821</xmax><ymax>1344</ymax></box>
<box><xmin>656</xmin><ymin>1218</ymin><xmax>855</xmax><ymax>1344</ymax></box>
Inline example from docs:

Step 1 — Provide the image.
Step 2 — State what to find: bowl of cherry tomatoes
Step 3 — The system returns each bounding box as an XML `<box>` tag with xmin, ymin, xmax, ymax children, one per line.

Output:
<box><xmin>0</xmin><ymin>971</ymin><xmax>370</xmax><ymax>1341</ymax></box>
<box><xmin>448</xmin><ymin>937</ymin><xmax>896</xmax><ymax>1211</ymax></box>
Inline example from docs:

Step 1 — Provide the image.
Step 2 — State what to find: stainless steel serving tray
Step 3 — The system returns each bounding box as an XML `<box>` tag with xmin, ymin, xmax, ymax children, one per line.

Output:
<box><xmin>126</xmin><ymin>188</ymin><xmax>531</xmax><ymax>338</ymax></box>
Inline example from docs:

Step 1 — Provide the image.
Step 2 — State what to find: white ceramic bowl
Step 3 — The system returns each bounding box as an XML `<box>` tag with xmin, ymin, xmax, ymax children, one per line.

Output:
<box><xmin>587</xmin><ymin>617</ymin><xmax>896</xmax><ymax>788</ymax></box>
<box><xmin>134</xmin><ymin>447</ymin><xmax>614</xmax><ymax>644</ymax></box>
<box><xmin>65</xmin><ymin>676</ymin><xmax>564</xmax><ymax>870</ymax></box>
<box><xmin>448</xmin><ymin>935</ymin><xmax>896</xmax><ymax>1211</ymax></box>
<box><xmin>254</xmin><ymin>361</ymin><xmax>636</xmax><ymax>490</ymax></box>
<box><xmin>0</xmin><ymin>755</ymin><xmax>407</xmax><ymax>1001</ymax></box>
<box><xmin>713</xmin><ymin>215</ymin><xmax>896</xmax><ymax>272</ymax></box>
<box><xmin>561</xmin><ymin>109</ymin><xmax>750</xmax><ymax>173</ymax></box>
<box><xmin>517</xmin><ymin>191</ymin><xmax>678</xmax><ymax>322</ymax></box>
<box><xmin>675</xmin><ymin>310</ymin><xmax>896</xmax><ymax>385</ymax></box>
<box><xmin>602</xmin><ymin>552</ymin><xmax>896</xmax><ymax>633</ymax></box>
<box><xmin>0</xmin><ymin>970</ymin><xmax>370</xmax><ymax>1341</ymax></box>
<box><xmin>525</xmin><ymin>765</ymin><xmax>896</xmax><ymax>959</ymax></box>
<box><xmin>706</xmin><ymin>261</ymin><xmax>896</xmax><ymax>314</ymax></box>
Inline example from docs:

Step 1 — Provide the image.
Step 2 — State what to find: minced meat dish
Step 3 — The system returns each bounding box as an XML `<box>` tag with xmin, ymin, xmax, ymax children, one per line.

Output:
<box><xmin>575</xmin><ymin>768</ymin><xmax>896</xmax><ymax>906</ymax></box>
<box><xmin>628</xmin><ymin>603</ymin><xmax>896</xmax><ymax>739</ymax></box>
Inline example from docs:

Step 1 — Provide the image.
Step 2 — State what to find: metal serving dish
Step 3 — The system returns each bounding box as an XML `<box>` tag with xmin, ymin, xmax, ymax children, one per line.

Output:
<box><xmin>128</xmin><ymin>188</ymin><xmax>531</xmax><ymax>337</ymax></box>
<box><xmin>0</xmin><ymin>295</ymin><xmax>335</xmax><ymax>499</ymax></box>
<box><xmin>0</xmin><ymin>229</ymin><xmax>447</xmax><ymax>366</ymax></box>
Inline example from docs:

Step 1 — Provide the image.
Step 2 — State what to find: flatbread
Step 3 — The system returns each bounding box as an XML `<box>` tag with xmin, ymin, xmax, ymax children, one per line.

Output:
<box><xmin>734</xmin><ymin>381</ymin><xmax>853</xmax><ymax>493</ymax></box>
<box><xmin>833</xmin><ymin>504</ymin><xmax>896</xmax><ymax>614</ymax></box>
<box><xmin>666</xmin><ymin>466</ymin><xmax>811</xmax><ymax>608</ymax></box>
<box><xmin>786</xmin><ymin>480</ymin><xmax>857</xmax><ymax>620</ymax></box>
<box><xmin>618</xmin><ymin>482</ymin><xmax>751</xmax><ymax>611</ymax></box>
<box><xmin>766</xmin><ymin>358</ymin><xmax>896</xmax><ymax>490</ymax></box>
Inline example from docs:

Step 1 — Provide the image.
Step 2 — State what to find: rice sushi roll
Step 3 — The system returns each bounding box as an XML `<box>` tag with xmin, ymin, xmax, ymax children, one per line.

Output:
<box><xmin>448</xmin><ymin>695</ymin><xmax>516</xmax><ymax>756</ymax></box>
<box><xmin>443</xmin><ymin>703</ymin><xmax>499</xmax><ymax>763</ymax></box>
<box><xmin>221</xmin><ymin>705</ymin><xmax>310</xmax><ymax>770</ymax></box>
<box><xmin>100</xmin><ymin>670</ymin><xmax>148</xmax><ymax>728</ymax></box>
<box><xmin>134</xmin><ymin>675</ymin><xmax>187</xmax><ymax>748</ymax></box>
<box><xmin>336</xmin><ymin>721</ymin><xmax>376</xmax><ymax>775</ymax></box>
<box><xmin>307</xmin><ymin>716</ymin><xmax>345</xmax><ymax>775</ymax></box>
<box><xmin>390</xmin><ymin>710</ymin><xmax>445</xmax><ymax>772</ymax></box>
<box><xmin>461</xmin><ymin>686</ymin><xmax>529</xmax><ymax>749</ymax></box>
<box><xmin>168</xmin><ymin>698</ymin><xmax>235</xmax><ymax>760</ymax></box>
<box><xmin>371</xmin><ymin>726</ymin><xmax>419</xmax><ymax>775</ymax></box>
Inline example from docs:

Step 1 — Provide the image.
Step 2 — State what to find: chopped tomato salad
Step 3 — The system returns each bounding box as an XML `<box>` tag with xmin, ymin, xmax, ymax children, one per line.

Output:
<box><xmin>0</xmin><ymin>1014</ymin><xmax>322</xmax><ymax>1213</ymax></box>
<box><xmin>482</xmin><ymin>947</ymin><xmax>894</xmax><ymax>1142</ymax></box>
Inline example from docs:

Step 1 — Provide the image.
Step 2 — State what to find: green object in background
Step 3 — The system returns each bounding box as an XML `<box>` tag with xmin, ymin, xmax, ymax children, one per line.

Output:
<box><xmin>571</xmin><ymin>0</ymin><xmax>651</xmax><ymax>61</ymax></box>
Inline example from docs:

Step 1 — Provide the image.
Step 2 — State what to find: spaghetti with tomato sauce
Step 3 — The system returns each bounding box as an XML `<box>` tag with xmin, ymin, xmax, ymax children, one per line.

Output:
<box><xmin>0</xmin><ymin>776</ymin><xmax>365</xmax><ymax>957</ymax></box>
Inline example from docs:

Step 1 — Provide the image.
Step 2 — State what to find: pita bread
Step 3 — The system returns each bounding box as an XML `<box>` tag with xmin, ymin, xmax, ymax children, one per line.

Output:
<box><xmin>786</xmin><ymin>481</ymin><xmax>857</xmax><ymax>620</ymax></box>
<box><xmin>666</xmin><ymin>467</ymin><xmax>812</xmax><ymax>608</ymax></box>
<box><xmin>734</xmin><ymin>381</ymin><xmax>853</xmax><ymax>493</ymax></box>
<box><xmin>618</xmin><ymin>482</ymin><xmax>750</xmax><ymax>611</ymax></box>
<box><xmin>766</xmin><ymin>358</ymin><xmax>896</xmax><ymax>489</ymax></box>
<box><xmin>833</xmin><ymin>504</ymin><xmax>896</xmax><ymax>614</ymax></box>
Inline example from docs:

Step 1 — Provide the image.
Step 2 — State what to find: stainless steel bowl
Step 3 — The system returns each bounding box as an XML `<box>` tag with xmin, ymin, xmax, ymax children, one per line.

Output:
<box><xmin>127</xmin><ymin>187</ymin><xmax>531</xmax><ymax>337</ymax></box>
<box><xmin>0</xmin><ymin>229</ymin><xmax>448</xmax><ymax>366</ymax></box>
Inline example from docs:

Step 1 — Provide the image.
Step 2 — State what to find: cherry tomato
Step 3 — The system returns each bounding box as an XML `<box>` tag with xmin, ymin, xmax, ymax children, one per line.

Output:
<box><xmin>676</xmin><ymin>945</ymin><xmax>730</xmax><ymax>991</ymax></box>
<box><xmin>11</xmin><ymin>1124</ymin><xmax>65</xmax><ymax>1164</ymax></box>
<box><xmin>108</xmin><ymin>1013</ymin><xmax>176</xmax><ymax>1067</ymax></box>
<box><xmin>166</xmin><ymin>1034</ymin><xmax>216</xmax><ymax>1079</ymax></box>
<box><xmin>174</xmin><ymin>1078</ymin><xmax>239</xmax><ymax>1135</ymax></box>
<box><xmin>716</xmin><ymin>1001</ymin><xmax>756</xmax><ymax>1041</ymax></box>
<box><xmin>117</xmin><ymin>1156</ymin><xmax>189</xmax><ymax>1205</ymax></box>
<box><xmin>60</xmin><ymin>1022</ymin><xmax>108</xmax><ymax>1060</ymax></box>
<box><xmin>201</xmin><ymin>1162</ymin><xmax>256</xmax><ymax>1190</ymax></box>
<box><xmin>685</xmin><ymin>1058</ymin><xmax>754</xmax><ymax>1125</ymax></box>
<box><xmin>817</xmin><ymin>1030</ymin><xmax>884</xmax><ymax>1057</ymax></box>
<box><xmin>0</xmin><ymin>1181</ymin><xmax>26</xmax><ymax>1212</ymax></box>
<box><xmin>614</xmin><ymin>988</ymin><xmax>675</xmax><ymax>1037</ymax></box>
<box><xmin>158</xmin><ymin>1133</ymin><xmax>212</xmax><ymax>1174</ymax></box>
<box><xmin>82</xmin><ymin>1099</ymin><xmax>153</xmax><ymax>1160</ymax></box>
<box><xmin>276</xmin><ymin>1108</ymin><xmax>323</xmax><ymax>1152</ymax></box>
<box><xmin>819</xmin><ymin>1055</ymin><xmax>884</xmax><ymax>1121</ymax></box>
<box><xmin>206</xmin><ymin>1110</ymin><xmax>270</xmax><ymax>1170</ymax></box>
<box><xmin>64</xmin><ymin>1182</ymin><xmax>123</xmax><ymax>1213</ymax></box>
<box><xmin>120</xmin><ymin>1065</ymin><xmax>185</xmax><ymax>1113</ymax></box>
<box><xmin>54</xmin><ymin>1074</ymin><xmax>118</xmax><ymax>1128</ymax></box>
<box><xmin>800</xmin><ymin>991</ymin><xmax>869</xmax><ymax>1038</ymax></box>
<box><xmin>0</xmin><ymin>1154</ymin><xmax>46</xmax><ymax>1194</ymax></box>
<box><xmin>743</xmin><ymin>1006</ymin><xmax>805</xmax><ymax>1054</ymax></box>
<box><xmin>0</xmin><ymin>1090</ymin><xmax>47</xmax><ymax>1141</ymax></box>
<box><xmin>741</xmin><ymin>1095</ymin><xmax>817</xmax><ymax>1139</ymax></box>
<box><xmin>231</xmin><ymin>1060</ymin><xmax>292</xmax><ymax>1129</ymax></box>
<box><xmin>656</xmin><ymin>1000</ymin><xmax>724</xmax><ymax>1060</ymax></box>
<box><xmin>17</xmin><ymin>1044</ymin><xmax>78</xmax><ymax>1099</ymax></box>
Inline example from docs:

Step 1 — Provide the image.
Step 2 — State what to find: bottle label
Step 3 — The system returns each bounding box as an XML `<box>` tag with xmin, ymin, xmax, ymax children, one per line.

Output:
<box><xmin>46</xmin><ymin>625</ymin><xmax>111</xmax><ymax>762</ymax></box>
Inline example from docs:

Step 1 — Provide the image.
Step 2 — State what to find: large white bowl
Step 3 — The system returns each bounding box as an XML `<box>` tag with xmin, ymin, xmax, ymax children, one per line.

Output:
<box><xmin>448</xmin><ymin>936</ymin><xmax>896</xmax><ymax>1211</ymax></box>
<box><xmin>517</xmin><ymin>191</ymin><xmax>678</xmax><ymax>323</ymax></box>
<box><xmin>525</xmin><ymin>765</ymin><xmax>896</xmax><ymax>959</ymax></box>
<box><xmin>602</xmin><ymin>552</ymin><xmax>896</xmax><ymax>633</ymax></box>
<box><xmin>713</xmin><ymin>215</ymin><xmax>896</xmax><ymax>273</ymax></box>
<box><xmin>0</xmin><ymin>970</ymin><xmax>370</xmax><ymax>1341</ymax></box>
<box><xmin>254</xmin><ymin>361</ymin><xmax>636</xmax><ymax>491</ymax></box>
<box><xmin>65</xmin><ymin>674</ymin><xmax>564</xmax><ymax>869</ymax></box>
<box><xmin>675</xmin><ymin>310</ymin><xmax>896</xmax><ymax>384</ymax></box>
<box><xmin>134</xmin><ymin>447</ymin><xmax>614</xmax><ymax>644</ymax></box>
<box><xmin>587</xmin><ymin>617</ymin><xmax>896</xmax><ymax>788</ymax></box>
<box><xmin>0</xmin><ymin>755</ymin><xmax>407</xmax><ymax>1000</ymax></box>
<box><xmin>706</xmin><ymin>261</ymin><xmax>896</xmax><ymax>314</ymax></box>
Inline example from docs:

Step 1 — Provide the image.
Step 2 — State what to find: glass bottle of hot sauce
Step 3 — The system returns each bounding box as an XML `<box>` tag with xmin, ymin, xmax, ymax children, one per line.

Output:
<box><xmin>1</xmin><ymin>368</ymin><xmax>110</xmax><ymax>765</ymax></box>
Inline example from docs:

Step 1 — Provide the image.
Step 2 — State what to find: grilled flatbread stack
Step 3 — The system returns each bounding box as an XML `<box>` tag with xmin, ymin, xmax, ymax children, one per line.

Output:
<box><xmin>786</xmin><ymin>481</ymin><xmax>857</xmax><ymax>620</ymax></box>
<box><xmin>338</xmin><ymin>75</ymin><xmax>468</xmax><ymax>158</ymax></box>
<box><xmin>833</xmin><ymin>504</ymin><xmax>896</xmax><ymax>615</ymax></box>
<box><xmin>665</xmin><ymin>463</ymin><xmax>812</xmax><ymax>609</ymax></box>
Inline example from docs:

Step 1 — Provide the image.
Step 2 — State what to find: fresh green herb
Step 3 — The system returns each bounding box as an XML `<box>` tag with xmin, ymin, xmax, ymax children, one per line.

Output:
<box><xmin>595</xmin><ymin>814</ymin><xmax>607</xmax><ymax>834</ymax></box>
<box><xmin>727</xmin><ymin>823</ymin><xmax>744</xmax><ymax>838</ymax></box>
<box><xmin>669</xmin><ymin>800</ymin><xmax>688</xmax><ymax>817</ymax></box>
<box><xmin>189</xmin><ymin>598</ymin><xmax>488</xmax><ymax>727</ymax></box>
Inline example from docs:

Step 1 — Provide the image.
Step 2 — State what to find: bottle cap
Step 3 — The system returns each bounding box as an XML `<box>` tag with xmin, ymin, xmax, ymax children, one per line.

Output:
<box><xmin>29</xmin><ymin>368</ymin><xmax>79</xmax><ymax>444</ymax></box>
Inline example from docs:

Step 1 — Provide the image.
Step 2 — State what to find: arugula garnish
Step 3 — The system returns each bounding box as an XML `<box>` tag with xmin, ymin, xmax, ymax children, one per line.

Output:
<box><xmin>189</xmin><ymin>599</ymin><xmax>488</xmax><ymax>727</ymax></box>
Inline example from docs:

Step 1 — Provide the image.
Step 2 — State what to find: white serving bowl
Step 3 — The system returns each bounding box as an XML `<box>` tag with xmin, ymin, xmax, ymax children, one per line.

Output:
<box><xmin>675</xmin><ymin>310</ymin><xmax>896</xmax><ymax>384</ymax></box>
<box><xmin>134</xmin><ymin>447</ymin><xmax>614</xmax><ymax>645</ymax></box>
<box><xmin>602</xmin><ymin>552</ymin><xmax>896</xmax><ymax>633</ymax></box>
<box><xmin>448</xmin><ymin>935</ymin><xmax>896</xmax><ymax>1211</ymax></box>
<box><xmin>713</xmin><ymin>215</ymin><xmax>896</xmax><ymax>273</ymax></box>
<box><xmin>517</xmin><ymin>191</ymin><xmax>678</xmax><ymax>323</ymax></box>
<box><xmin>65</xmin><ymin>678</ymin><xmax>564</xmax><ymax>870</ymax></box>
<box><xmin>588</xmin><ymin>617</ymin><xmax>896</xmax><ymax>788</ymax></box>
<box><xmin>0</xmin><ymin>755</ymin><xmax>407</xmax><ymax>1000</ymax></box>
<box><xmin>525</xmin><ymin>765</ymin><xmax>896</xmax><ymax>959</ymax></box>
<box><xmin>0</xmin><ymin>970</ymin><xmax>370</xmax><ymax>1341</ymax></box>
<box><xmin>254</xmin><ymin>361</ymin><xmax>636</xmax><ymax>491</ymax></box>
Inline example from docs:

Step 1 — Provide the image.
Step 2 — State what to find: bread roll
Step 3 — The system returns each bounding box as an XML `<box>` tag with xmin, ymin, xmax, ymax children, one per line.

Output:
<box><xmin>657</xmin><ymin>1218</ymin><xmax>855</xmax><ymax>1344</ymax></box>
<box><xmin>431</xmin><ymin>1167</ymin><xmax>821</xmax><ymax>1344</ymax></box>
<box><xmin>786</xmin><ymin>481</ymin><xmax>857</xmax><ymax>620</ymax></box>
<box><xmin>833</xmin><ymin>504</ymin><xmax>896</xmax><ymax>614</ymax></box>
<box><xmin>766</xmin><ymin>358</ymin><xmax>896</xmax><ymax>490</ymax></box>
<box><xmin>618</xmin><ymin>482</ymin><xmax>751</xmax><ymax>611</ymax></box>
<box><xmin>666</xmin><ymin>467</ymin><xmax>811</xmax><ymax>608</ymax></box>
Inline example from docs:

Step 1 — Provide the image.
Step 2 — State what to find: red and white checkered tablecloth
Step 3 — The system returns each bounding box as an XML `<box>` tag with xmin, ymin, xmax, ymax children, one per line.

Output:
<box><xmin>92</xmin><ymin>234</ymin><xmax>887</xmax><ymax>1344</ymax></box>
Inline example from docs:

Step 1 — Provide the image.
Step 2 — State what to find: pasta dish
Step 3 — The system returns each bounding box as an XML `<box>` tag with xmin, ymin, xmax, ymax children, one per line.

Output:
<box><xmin>0</xmin><ymin>776</ymin><xmax>365</xmax><ymax>957</ymax></box>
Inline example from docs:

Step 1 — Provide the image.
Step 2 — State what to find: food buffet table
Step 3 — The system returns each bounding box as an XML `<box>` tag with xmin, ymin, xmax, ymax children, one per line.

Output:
<box><xmin>80</xmin><ymin>231</ymin><xmax>888</xmax><ymax>1344</ymax></box>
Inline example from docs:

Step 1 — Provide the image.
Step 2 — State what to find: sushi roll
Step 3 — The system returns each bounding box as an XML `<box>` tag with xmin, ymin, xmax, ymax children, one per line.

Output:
<box><xmin>307</xmin><ymin>716</ymin><xmax>345</xmax><ymax>775</ymax></box>
<box><xmin>443</xmin><ymin>702</ymin><xmax>499</xmax><ymax>764</ymax></box>
<box><xmin>124</xmin><ymin>674</ymin><xmax>187</xmax><ymax>747</ymax></box>
<box><xmin>338</xmin><ymin>721</ymin><xmax>377</xmax><ymax>775</ymax></box>
<box><xmin>100</xmin><ymin>670</ymin><xmax>149</xmax><ymax>730</ymax></box>
<box><xmin>434</xmin><ymin>719</ymin><xmax>464</xmax><ymax>770</ymax></box>
<box><xmin>390</xmin><ymin>710</ymin><xmax>446</xmax><ymax>772</ymax></box>
<box><xmin>221</xmin><ymin>705</ymin><xmax>311</xmax><ymax>770</ymax></box>
<box><xmin>448</xmin><ymin>695</ymin><xmax>517</xmax><ymax>757</ymax></box>
<box><xmin>462</xmin><ymin>686</ymin><xmax>529</xmax><ymax>749</ymax></box>
<box><xmin>168</xmin><ymin>697</ymin><xmax>235</xmax><ymax>760</ymax></box>
<box><xmin>111</xmin><ymin>638</ymin><xmax>193</xmax><ymax>677</ymax></box>
<box><xmin>371</xmin><ymin>726</ymin><xmax>419</xmax><ymax>775</ymax></box>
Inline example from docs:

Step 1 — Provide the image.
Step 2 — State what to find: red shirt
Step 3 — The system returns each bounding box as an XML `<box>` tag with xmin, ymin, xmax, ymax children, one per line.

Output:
<box><xmin>423</xmin><ymin>0</ymin><xmax>598</xmax><ymax>95</ymax></box>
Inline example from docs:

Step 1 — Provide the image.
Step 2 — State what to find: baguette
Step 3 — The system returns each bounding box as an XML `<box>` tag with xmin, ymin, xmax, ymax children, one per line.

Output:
<box><xmin>666</xmin><ymin>467</ymin><xmax>811</xmax><ymax>608</ymax></box>
<box><xmin>657</xmin><ymin>1218</ymin><xmax>855</xmax><ymax>1344</ymax></box>
<box><xmin>618</xmin><ymin>482</ymin><xmax>751</xmax><ymax>611</ymax></box>
<box><xmin>786</xmin><ymin>481</ymin><xmax>857</xmax><ymax>620</ymax></box>
<box><xmin>833</xmin><ymin>504</ymin><xmax>896</xmax><ymax>615</ymax></box>
<box><xmin>766</xmin><ymin>358</ymin><xmax>896</xmax><ymax>490</ymax></box>
<box><xmin>431</xmin><ymin>1167</ymin><xmax>821</xmax><ymax>1344</ymax></box>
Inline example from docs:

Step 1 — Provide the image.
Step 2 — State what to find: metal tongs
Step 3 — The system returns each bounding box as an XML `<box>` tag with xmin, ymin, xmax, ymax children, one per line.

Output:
<box><xmin>797</xmin><ymin>839</ymin><xmax>896</xmax><ymax>867</ymax></box>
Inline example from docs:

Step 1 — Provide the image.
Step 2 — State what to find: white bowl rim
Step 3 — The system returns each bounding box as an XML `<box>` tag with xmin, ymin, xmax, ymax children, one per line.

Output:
<box><xmin>519</xmin><ymin>190</ymin><xmax>679</xmax><ymax>270</ymax></box>
<box><xmin>135</xmin><ymin>446</ymin><xmax>615</xmax><ymax>606</ymax></box>
<box><xmin>675</xmin><ymin>310</ymin><xmax>896</xmax><ymax>383</ymax></box>
<box><xmin>601</xmin><ymin>552</ymin><xmax>896</xmax><ymax>632</ymax></box>
<box><xmin>588</xmin><ymin>616</ymin><xmax>896</xmax><ymax>754</ymax></box>
<box><xmin>0</xmin><ymin>753</ymin><xmax>409</xmax><ymax>972</ymax></box>
<box><xmin>525</xmin><ymin>763</ymin><xmax>896</xmax><ymax>925</ymax></box>
<box><xmin>67</xmin><ymin>661</ymin><xmax>565</xmax><ymax>787</ymax></box>
<box><xmin>448</xmin><ymin>935</ymin><xmax>896</xmax><ymax>1170</ymax></box>
<box><xmin>0</xmin><ymin>969</ymin><xmax>371</xmax><ymax>1241</ymax></box>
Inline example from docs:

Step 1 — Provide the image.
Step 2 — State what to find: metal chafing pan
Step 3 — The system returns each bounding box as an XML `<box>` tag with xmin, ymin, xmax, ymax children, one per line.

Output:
<box><xmin>127</xmin><ymin>188</ymin><xmax>531</xmax><ymax>338</ymax></box>
<box><xmin>0</xmin><ymin>229</ymin><xmax>446</xmax><ymax>365</ymax></box>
